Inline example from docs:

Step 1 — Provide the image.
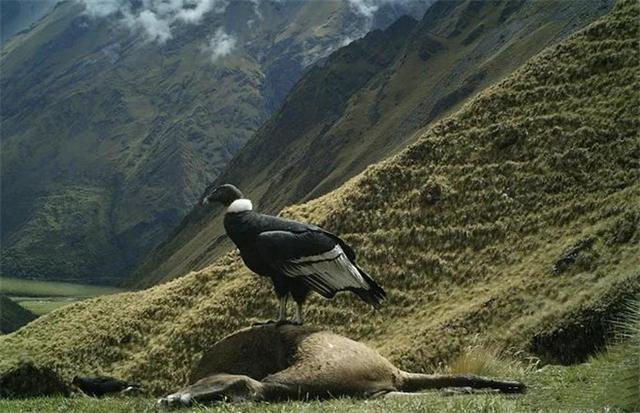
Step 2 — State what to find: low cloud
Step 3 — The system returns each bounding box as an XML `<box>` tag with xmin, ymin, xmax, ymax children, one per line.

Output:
<box><xmin>132</xmin><ymin>9</ymin><xmax>171</xmax><ymax>43</ymax></box>
<box><xmin>346</xmin><ymin>0</ymin><xmax>413</xmax><ymax>19</ymax></box>
<box><xmin>203</xmin><ymin>28</ymin><xmax>237</xmax><ymax>62</ymax></box>
<box><xmin>77</xmin><ymin>0</ymin><xmax>226</xmax><ymax>43</ymax></box>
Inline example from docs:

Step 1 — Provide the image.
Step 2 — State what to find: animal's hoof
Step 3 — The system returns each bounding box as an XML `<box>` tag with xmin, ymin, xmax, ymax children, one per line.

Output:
<box><xmin>157</xmin><ymin>392</ymin><xmax>193</xmax><ymax>408</ymax></box>
<box><xmin>120</xmin><ymin>385</ymin><xmax>142</xmax><ymax>396</ymax></box>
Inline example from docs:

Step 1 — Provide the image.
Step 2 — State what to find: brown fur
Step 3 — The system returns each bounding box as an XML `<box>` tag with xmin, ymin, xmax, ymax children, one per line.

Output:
<box><xmin>158</xmin><ymin>325</ymin><xmax>524</xmax><ymax>407</ymax></box>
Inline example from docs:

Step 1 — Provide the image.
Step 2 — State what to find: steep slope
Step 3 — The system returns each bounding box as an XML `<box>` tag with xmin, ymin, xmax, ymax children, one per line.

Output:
<box><xmin>135</xmin><ymin>0</ymin><xmax>614</xmax><ymax>287</ymax></box>
<box><xmin>0</xmin><ymin>295</ymin><xmax>37</xmax><ymax>334</ymax></box>
<box><xmin>1</xmin><ymin>0</ymin><xmax>637</xmax><ymax>394</ymax></box>
<box><xmin>0</xmin><ymin>0</ymin><xmax>430</xmax><ymax>284</ymax></box>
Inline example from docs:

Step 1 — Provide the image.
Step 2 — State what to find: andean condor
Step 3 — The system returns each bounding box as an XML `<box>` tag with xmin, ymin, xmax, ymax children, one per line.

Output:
<box><xmin>202</xmin><ymin>184</ymin><xmax>386</xmax><ymax>324</ymax></box>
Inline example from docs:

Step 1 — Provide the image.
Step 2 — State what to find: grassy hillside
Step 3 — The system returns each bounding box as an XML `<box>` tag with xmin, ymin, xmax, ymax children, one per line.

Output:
<box><xmin>0</xmin><ymin>295</ymin><xmax>37</xmax><ymax>334</ymax></box>
<box><xmin>1</xmin><ymin>306</ymin><xmax>637</xmax><ymax>411</ymax></box>
<box><xmin>135</xmin><ymin>0</ymin><xmax>614</xmax><ymax>287</ymax></box>
<box><xmin>0</xmin><ymin>0</ymin><xmax>637</xmax><ymax>401</ymax></box>
<box><xmin>0</xmin><ymin>0</ymin><xmax>429</xmax><ymax>284</ymax></box>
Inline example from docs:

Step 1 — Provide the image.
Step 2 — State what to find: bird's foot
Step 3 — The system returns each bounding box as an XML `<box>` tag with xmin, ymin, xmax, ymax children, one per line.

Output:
<box><xmin>250</xmin><ymin>319</ymin><xmax>277</xmax><ymax>327</ymax></box>
<box><xmin>250</xmin><ymin>319</ymin><xmax>303</xmax><ymax>327</ymax></box>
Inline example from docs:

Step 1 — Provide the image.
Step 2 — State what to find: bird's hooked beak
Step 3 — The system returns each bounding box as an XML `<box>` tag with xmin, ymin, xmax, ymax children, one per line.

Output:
<box><xmin>202</xmin><ymin>192</ymin><xmax>215</xmax><ymax>207</ymax></box>
<box><xmin>202</xmin><ymin>188</ymin><xmax>218</xmax><ymax>207</ymax></box>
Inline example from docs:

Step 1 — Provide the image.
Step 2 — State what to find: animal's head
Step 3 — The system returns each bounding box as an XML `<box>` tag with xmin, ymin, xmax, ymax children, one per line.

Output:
<box><xmin>202</xmin><ymin>184</ymin><xmax>243</xmax><ymax>207</ymax></box>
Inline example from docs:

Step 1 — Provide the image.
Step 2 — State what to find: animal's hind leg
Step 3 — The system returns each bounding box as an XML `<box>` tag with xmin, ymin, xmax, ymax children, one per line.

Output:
<box><xmin>398</xmin><ymin>372</ymin><xmax>525</xmax><ymax>394</ymax></box>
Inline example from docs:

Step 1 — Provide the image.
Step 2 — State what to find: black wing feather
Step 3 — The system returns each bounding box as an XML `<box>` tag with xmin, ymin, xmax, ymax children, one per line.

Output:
<box><xmin>254</xmin><ymin>229</ymin><xmax>385</xmax><ymax>307</ymax></box>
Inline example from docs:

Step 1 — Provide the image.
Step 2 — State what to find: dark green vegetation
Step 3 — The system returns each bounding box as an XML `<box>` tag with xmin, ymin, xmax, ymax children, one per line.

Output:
<box><xmin>0</xmin><ymin>277</ymin><xmax>123</xmax><ymax>315</ymax></box>
<box><xmin>0</xmin><ymin>0</ymin><xmax>428</xmax><ymax>284</ymax></box>
<box><xmin>135</xmin><ymin>0</ymin><xmax>615</xmax><ymax>287</ymax></box>
<box><xmin>0</xmin><ymin>295</ymin><xmax>37</xmax><ymax>333</ymax></box>
<box><xmin>0</xmin><ymin>4</ymin><xmax>637</xmax><ymax>410</ymax></box>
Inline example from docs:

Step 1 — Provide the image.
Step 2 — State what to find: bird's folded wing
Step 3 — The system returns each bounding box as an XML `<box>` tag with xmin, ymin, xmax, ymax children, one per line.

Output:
<box><xmin>255</xmin><ymin>230</ymin><xmax>369</xmax><ymax>298</ymax></box>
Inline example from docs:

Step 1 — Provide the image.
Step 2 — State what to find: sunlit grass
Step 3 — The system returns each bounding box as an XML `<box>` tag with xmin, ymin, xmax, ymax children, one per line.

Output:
<box><xmin>13</xmin><ymin>297</ymin><xmax>81</xmax><ymax>316</ymax></box>
<box><xmin>0</xmin><ymin>339</ymin><xmax>636</xmax><ymax>413</ymax></box>
<box><xmin>0</xmin><ymin>277</ymin><xmax>125</xmax><ymax>316</ymax></box>
<box><xmin>0</xmin><ymin>277</ymin><xmax>123</xmax><ymax>298</ymax></box>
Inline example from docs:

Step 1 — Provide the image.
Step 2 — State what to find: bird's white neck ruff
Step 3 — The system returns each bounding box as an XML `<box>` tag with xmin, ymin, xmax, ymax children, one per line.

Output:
<box><xmin>227</xmin><ymin>199</ymin><xmax>253</xmax><ymax>213</ymax></box>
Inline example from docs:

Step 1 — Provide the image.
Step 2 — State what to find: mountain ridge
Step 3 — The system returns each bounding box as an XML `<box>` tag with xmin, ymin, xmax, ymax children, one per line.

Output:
<box><xmin>133</xmin><ymin>0</ymin><xmax>614</xmax><ymax>287</ymax></box>
<box><xmin>0</xmin><ymin>0</ymin><xmax>430</xmax><ymax>284</ymax></box>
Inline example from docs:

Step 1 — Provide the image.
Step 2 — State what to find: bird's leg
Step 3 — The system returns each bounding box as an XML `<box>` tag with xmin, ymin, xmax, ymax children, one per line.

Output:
<box><xmin>252</xmin><ymin>295</ymin><xmax>290</xmax><ymax>326</ymax></box>
<box><xmin>293</xmin><ymin>302</ymin><xmax>304</xmax><ymax>325</ymax></box>
<box><xmin>276</xmin><ymin>295</ymin><xmax>288</xmax><ymax>323</ymax></box>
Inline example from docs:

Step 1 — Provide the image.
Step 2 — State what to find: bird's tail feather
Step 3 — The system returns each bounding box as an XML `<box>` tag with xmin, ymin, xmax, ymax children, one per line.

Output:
<box><xmin>355</xmin><ymin>265</ymin><xmax>386</xmax><ymax>309</ymax></box>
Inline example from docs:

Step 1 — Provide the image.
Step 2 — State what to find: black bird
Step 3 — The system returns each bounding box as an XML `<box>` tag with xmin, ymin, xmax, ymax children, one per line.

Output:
<box><xmin>203</xmin><ymin>184</ymin><xmax>386</xmax><ymax>324</ymax></box>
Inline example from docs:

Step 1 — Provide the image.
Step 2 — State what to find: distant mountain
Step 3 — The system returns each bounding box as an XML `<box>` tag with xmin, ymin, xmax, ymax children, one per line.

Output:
<box><xmin>134</xmin><ymin>0</ymin><xmax>614</xmax><ymax>287</ymax></box>
<box><xmin>0</xmin><ymin>0</ymin><xmax>60</xmax><ymax>44</ymax></box>
<box><xmin>0</xmin><ymin>0</ymin><xmax>636</xmax><ymax>393</ymax></box>
<box><xmin>0</xmin><ymin>295</ymin><xmax>37</xmax><ymax>334</ymax></box>
<box><xmin>0</xmin><ymin>0</ymin><xmax>431</xmax><ymax>284</ymax></box>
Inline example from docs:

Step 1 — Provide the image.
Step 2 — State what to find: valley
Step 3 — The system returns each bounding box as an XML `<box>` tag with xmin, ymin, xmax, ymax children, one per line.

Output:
<box><xmin>0</xmin><ymin>277</ymin><xmax>123</xmax><ymax>315</ymax></box>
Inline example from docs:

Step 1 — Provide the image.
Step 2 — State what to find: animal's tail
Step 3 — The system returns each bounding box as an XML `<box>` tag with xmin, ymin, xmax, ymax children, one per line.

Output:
<box><xmin>355</xmin><ymin>265</ymin><xmax>386</xmax><ymax>309</ymax></box>
<box><xmin>398</xmin><ymin>371</ymin><xmax>526</xmax><ymax>394</ymax></box>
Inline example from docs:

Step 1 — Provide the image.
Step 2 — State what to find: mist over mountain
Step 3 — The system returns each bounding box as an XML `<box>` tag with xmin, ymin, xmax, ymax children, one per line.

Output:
<box><xmin>0</xmin><ymin>0</ymin><xmax>431</xmax><ymax>284</ymax></box>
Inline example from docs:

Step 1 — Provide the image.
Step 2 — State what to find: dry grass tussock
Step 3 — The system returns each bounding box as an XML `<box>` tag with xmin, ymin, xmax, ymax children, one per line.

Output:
<box><xmin>1</xmin><ymin>0</ymin><xmax>638</xmax><ymax>395</ymax></box>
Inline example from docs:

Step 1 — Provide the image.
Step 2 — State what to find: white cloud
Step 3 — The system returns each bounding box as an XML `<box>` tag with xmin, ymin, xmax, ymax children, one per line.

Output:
<box><xmin>136</xmin><ymin>9</ymin><xmax>172</xmax><ymax>43</ymax></box>
<box><xmin>203</xmin><ymin>28</ymin><xmax>237</xmax><ymax>62</ymax></box>
<box><xmin>248</xmin><ymin>0</ymin><xmax>263</xmax><ymax>20</ymax></box>
<box><xmin>81</xmin><ymin>0</ymin><xmax>126</xmax><ymax>17</ymax></box>
<box><xmin>76</xmin><ymin>0</ymin><xmax>225</xmax><ymax>44</ymax></box>
<box><xmin>174</xmin><ymin>0</ymin><xmax>220</xmax><ymax>23</ymax></box>
<box><xmin>346</xmin><ymin>0</ymin><xmax>414</xmax><ymax>19</ymax></box>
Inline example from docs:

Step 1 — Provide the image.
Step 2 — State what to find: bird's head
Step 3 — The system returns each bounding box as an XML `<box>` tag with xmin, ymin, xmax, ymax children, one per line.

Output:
<box><xmin>202</xmin><ymin>184</ymin><xmax>243</xmax><ymax>207</ymax></box>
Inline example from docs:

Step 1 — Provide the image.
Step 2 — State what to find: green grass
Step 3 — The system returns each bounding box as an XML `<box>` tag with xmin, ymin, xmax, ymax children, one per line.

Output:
<box><xmin>0</xmin><ymin>277</ymin><xmax>123</xmax><ymax>298</ymax></box>
<box><xmin>0</xmin><ymin>396</ymin><xmax>528</xmax><ymax>413</ymax></box>
<box><xmin>0</xmin><ymin>277</ymin><xmax>124</xmax><ymax>315</ymax></box>
<box><xmin>12</xmin><ymin>297</ymin><xmax>82</xmax><ymax>316</ymax></box>
<box><xmin>0</xmin><ymin>341</ymin><xmax>635</xmax><ymax>412</ymax></box>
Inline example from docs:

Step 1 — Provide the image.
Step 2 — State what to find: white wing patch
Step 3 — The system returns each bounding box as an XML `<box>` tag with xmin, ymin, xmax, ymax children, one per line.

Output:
<box><xmin>282</xmin><ymin>245</ymin><xmax>367</xmax><ymax>295</ymax></box>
